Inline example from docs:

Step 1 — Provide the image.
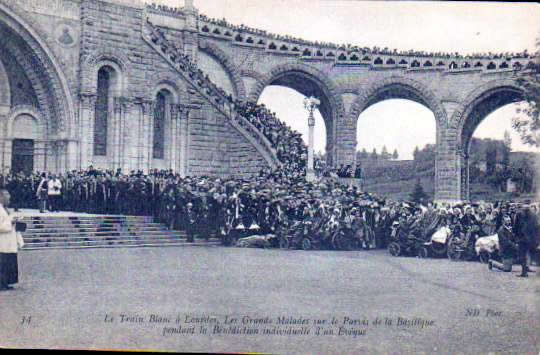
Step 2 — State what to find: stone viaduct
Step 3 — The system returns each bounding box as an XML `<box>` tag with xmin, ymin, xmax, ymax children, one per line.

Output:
<box><xmin>0</xmin><ymin>0</ymin><xmax>535</xmax><ymax>202</ymax></box>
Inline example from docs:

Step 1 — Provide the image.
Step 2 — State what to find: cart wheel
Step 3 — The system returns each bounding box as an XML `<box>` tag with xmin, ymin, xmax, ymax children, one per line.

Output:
<box><xmin>418</xmin><ymin>246</ymin><xmax>429</xmax><ymax>259</ymax></box>
<box><xmin>447</xmin><ymin>242</ymin><xmax>462</xmax><ymax>261</ymax></box>
<box><xmin>279</xmin><ymin>237</ymin><xmax>290</xmax><ymax>249</ymax></box>
<box><xmin>388</xmin><ymin>242</ymin><xmax>401</xmax><ymax>256</ymax></box>
<box><xmin>431</xmin><ymin>242</ymin><xmax>447</xmax><ymax>256</ymax></box>
<box><xmin>301</xmin><ymin>237</ymin><xmax>312</xmax><ymax>251</ymax></box>
<box><xmin>478</xmin><ymin>251</ymin><xmax>490</xmax><ymax>264</ymax></box>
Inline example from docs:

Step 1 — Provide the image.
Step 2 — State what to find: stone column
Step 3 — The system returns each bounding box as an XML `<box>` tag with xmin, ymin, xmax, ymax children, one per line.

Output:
<box><xmin>435</xmin><ymin>126</ymin><xmax>462</xmax><ymax>204</ymax></box>
<box><xmin>2</xmin><ymin>139</ymin><xmax>12</xmax><ymax>173</ymax></box>
<box><xmin>334</xmin><ymin>114</ymin><xmax>356</xmax><ymax>168</ymax></box>
<box><xmin>79</xmin><ymin>94</ymin><xmax>96</xmax><ymax>169</ymax></box>
<box><xmin>120</xmin><ymin>98</ymin><xmax>132</xmax><ymax>173</ymax></box>
<box><xmin>34</xmin><ymin>139</ymin><xmax>46</xmax><ymax>172</ymax></box>
<box><xmin>460</xmin><ymin>148</ymin><xmax>470</xmax><ymax>202</ymax></box>
<box><xmin>434</xmin><ymin>101</ymin><xmax>466</xmax><ymax>204</ymax></box>
<box><xmin>112</xmin><ymin>97</ymin><xmax>121</xmax><ymax>170</ymax></box>
<box><xmin>178</xmin><ymin>106</ymin><xmax>189</xmax><ymax>177</ymax></box>
<box><xmin>169</xmin><ymin>103</ymin><xmax>180</xmax><ymax>172</ymax></box>
<box><xmin>138</xmin><ymin>100</ymin><xmax>154</xmax><ymax>172</ymax></box>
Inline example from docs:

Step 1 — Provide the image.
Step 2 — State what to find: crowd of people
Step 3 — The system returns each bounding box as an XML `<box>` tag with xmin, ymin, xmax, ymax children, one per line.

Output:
<box><xmin>145</xmin><ymin>4</ymin><xmax>534</xmax><ymax>61</ymax></box>
<box><xmin>197</xmin><ymin>13</ymin><xmax>532</xmax><ymax>60</ymax></box>
<box><xmin>2</xmin><ymin>167</ymin><xmax>537</xmax><ymax>257</ymax></box>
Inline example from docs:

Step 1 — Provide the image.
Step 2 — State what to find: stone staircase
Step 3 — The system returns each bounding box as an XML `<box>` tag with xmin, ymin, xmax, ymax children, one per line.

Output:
<box><xmin>19</xmin><ymin>215</ymin><xmax>220</xmax><ymax>250</ymax></box>
<box><xmin>141</xmin><ymin>19</ymin><xmax>280</xmax><ymax>170</ymax></box>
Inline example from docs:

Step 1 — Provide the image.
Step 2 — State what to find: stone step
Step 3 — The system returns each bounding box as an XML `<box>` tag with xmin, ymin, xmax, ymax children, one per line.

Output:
<box><xmin>23</xmin><ymin>230</ymin><xmax>186</xmax><ymax>239</ymax></box>
<box><xmin>23</xmin><ymin>235</ymin><xmax>200</xmax><ymax>246</ymax></box>
<box><xmin>17</xmin><ymin>213</ymin><xmax>203</xmax><ymax>250</ymax></box>
<box><xmin>22</xmin><ymin>240</ymin><xmax>221</xmax><ymax>251</ymax></box>
<box><xmin>25</xmin><ymin>226</ymin><xmax>176</xmax><ymax>233</ymax></box>
<box><xmin>24</xmin><ymin>233</ymin><xmax>188</xmax><ymax>242</ymax></box>
<box><xmin>24</xmin><ymin>221</ymin><xmax>166</xmax><ymax>227</ymax></box>
<box><xmin>21</xmin><ymin>219</ymin><xmax>154</xmax><ymax>225</ymax></box>
<box><xmin>21</xmin><ymin>215</ymin><xmax>152</xmax><ymax>220</ymax></box>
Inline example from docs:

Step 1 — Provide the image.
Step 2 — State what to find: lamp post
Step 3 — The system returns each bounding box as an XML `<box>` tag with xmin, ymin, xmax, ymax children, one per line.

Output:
<box><xmin>303</xmin><ymin>96</ymin><xmax>320</xmax><ymax>182</ymax></box>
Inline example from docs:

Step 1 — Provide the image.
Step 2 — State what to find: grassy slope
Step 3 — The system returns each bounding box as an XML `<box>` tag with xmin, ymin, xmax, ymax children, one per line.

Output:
<box><xmin>362</xmin><ymin>176</ymin><xmax>537</xmax><ymax>202</ymax></box>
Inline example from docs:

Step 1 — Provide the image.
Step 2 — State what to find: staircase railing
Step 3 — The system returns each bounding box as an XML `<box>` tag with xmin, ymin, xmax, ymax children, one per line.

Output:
<box><xmin>141</xmin><ymin>19</ymin><xmax>280</xmax><ymax>170</ymax></box>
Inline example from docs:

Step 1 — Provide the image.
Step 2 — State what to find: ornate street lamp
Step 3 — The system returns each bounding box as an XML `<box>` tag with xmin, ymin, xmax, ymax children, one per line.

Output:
<box><xmin>303</xmin><ymin>96</ymin><xmax>320</xmax><ymax>181</ymax></box>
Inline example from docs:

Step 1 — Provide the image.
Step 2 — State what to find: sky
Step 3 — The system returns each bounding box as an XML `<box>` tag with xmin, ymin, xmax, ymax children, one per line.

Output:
<box><xmin>155</xmin><ymin>0</ymin><xmax>539</xmax><ymax>159</ymax></box>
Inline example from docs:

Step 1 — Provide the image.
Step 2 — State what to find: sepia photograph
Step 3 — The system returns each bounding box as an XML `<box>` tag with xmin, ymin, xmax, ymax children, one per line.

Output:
<box><xmin>0</xmin><ymin>0</ymin><xmax>538</xmax><ymax>353</ymax></box>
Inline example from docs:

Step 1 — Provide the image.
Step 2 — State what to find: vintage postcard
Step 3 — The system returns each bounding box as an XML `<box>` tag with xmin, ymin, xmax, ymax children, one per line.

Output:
<box><xmin>0</xmin><ymin>0</ymin><xmax>538</xmax><ymax>353</ymax></box>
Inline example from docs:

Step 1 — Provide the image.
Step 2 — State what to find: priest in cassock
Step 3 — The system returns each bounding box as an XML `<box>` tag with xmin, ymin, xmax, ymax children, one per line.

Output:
<box><xmin>0</xmin><ymin>189</ymin><xmax>25</xmax><ymax>291</ymax></box>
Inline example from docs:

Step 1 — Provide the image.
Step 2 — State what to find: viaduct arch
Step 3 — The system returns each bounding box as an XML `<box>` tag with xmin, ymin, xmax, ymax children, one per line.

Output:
<box><xmin>248</xmin><ymin>63</ymin><xmax>346</xmax><ymax>166</ymax></box>
<box><xmin>453</xmin><ymin>79</ymin><xmax>525</xmax><ymax>201</ymax></box>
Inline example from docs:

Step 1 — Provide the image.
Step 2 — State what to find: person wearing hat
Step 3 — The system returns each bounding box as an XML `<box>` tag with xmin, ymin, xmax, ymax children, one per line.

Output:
<box><xmin>488</xmin><ymin>215</ymin><xmax>517</xmax><ymax>273</ymax></box>
<box><xmin>185</xmin><ymin>202</ymin><xmax>197</xmax><ymax>243</ymax></box>
<box><xmin>513</xmin><ymin>205</ymin><xmax>539</xmax><ymax>277</ymax></box>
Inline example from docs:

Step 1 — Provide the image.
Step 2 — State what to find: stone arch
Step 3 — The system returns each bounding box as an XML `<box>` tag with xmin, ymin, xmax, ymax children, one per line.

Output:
<box><xmin>247</xmin><ymin>62</ymin><xmax>345</xmax><ymax>165</ymax></box>
<box><xmin>199</xmin><ymin>40</ymin><xmax>247</xmax><ymax>101</ymax></box>
<box><xmin>0</xmin><ymin>2</ymin><xmax>75</xmax><ymax>136</ymax></box>
<box><xmin>7</xmin><ymin>105</ymin><xmax>47</xmax><ymax>139</ymax></box>
<box><xmin>349</xmin><ymin>76</ymin><xmax>446</xmax><ymax>126</ymax></box>
<box><xmin>350</xmin><ymin>76</ymin><xmax>445</xmax><ymax>166</ymax></box>
<box><xmin>147</xmin><ymin>71</ymin><xmax>185</xmax><ymax>103</ymax></box>
<box><xmin>453</xmin><ymin>79</ymin><xmax>524</xmax><ymax>148</ymax></box>
<box><xmin>0</xmin><ymin>57</ymin><xmax>10</xmax><ymax>108</ymax></box>
<box><xmin>81</xmin><ymin>51</ymin><xmax>130</xmax><ymax>96</ymax></box>
<box><xmin>451</xmin><ymin>79</ymin><xmax>525</xmax><ymax>200</ymax></box>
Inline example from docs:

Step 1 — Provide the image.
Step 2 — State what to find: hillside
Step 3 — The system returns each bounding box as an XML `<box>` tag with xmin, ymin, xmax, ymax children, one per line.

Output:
<box><xmin>359</xmin><ymin>147</ymin><xmax>539</xmax><ymax>202</ymax></box>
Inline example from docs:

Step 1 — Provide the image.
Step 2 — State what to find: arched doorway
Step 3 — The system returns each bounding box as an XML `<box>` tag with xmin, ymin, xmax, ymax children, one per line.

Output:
<box><xmin>0</xmin><ymin>3</ymin><xmax>74</xmax><ymax>173</ymax></box>
<box><xmin>458</xmin><ymin>85</ymin><xmax>525</xmax><ymax>200</ymax></box>
<box><xmin>11</xmin><ymin>114</ymin><xmax>39</xmax><ymax>174</ymax></box>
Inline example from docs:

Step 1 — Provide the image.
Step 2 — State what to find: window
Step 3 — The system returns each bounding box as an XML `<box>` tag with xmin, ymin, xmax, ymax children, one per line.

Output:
<box><xmin>153</xmin><ymin>91</ymin><xmax>167</xmax><ymax>159</ymax></box>
<box><xmin>94</xmin><ymin>67</ymin><xmax>110</xmax><ymax>156</ymax></box>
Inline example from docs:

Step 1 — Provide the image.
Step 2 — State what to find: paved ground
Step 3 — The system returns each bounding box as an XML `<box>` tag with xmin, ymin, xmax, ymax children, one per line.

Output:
<box><xmin>0</xmin><ymin>247</ymin><xmax>537</xmax><ymax>354</ymax></box>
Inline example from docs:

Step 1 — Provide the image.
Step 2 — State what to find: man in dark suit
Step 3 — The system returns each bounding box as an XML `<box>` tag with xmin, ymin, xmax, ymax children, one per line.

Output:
<box><xmin>513</xmin><ymin>205</ymin><xmax>539</xmax><ymax>277</ymax></box>
<box><xmin>488</xmin><ymin>215</ymin><xmax>517</xmax><ymax>272</ymax></box>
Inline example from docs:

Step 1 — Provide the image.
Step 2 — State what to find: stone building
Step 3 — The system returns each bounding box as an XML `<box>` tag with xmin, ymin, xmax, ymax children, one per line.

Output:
<box><xmin>0</xmin><ymin>0</ymin><xmax>535</xmax><ymax>202</ymax></box>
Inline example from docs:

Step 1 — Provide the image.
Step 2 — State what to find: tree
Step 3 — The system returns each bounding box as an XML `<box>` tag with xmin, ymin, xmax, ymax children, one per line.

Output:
<box><xmin>512</xmin><ymin>37</ymin><xmax>539</xmax><ymax>147</ymax></box>
<box><xmin>410</xmin><ymin>178</ymin><xmax>429</xmax><ymax>203</ymax></box>
<box><xmin>485</xmin><ymin>145</ymin><xmax>497</xmax><ymax>176</ymax></box>
<box><xmin>503</xmin><ymin>130</ymin><xmax>512</xmax><ymax>151</ymax></box>
<box><xmin>413</xmin><ymin>146</ymin><xmax>420</xmax><ymax>161</ymax></box>
<box><xmin>371</xmin><ymin>148</ymin><xmax>378</xmax><ymax>160</ymax></box>
<box><xmin>381</xmin><ymin>145</ymin><xmax>389</xmax><ymax>160</ymax></box>
<box><xmin>392</xmin><ymin>149</ymin><xmax>399</xmax><ymax>160</ymax></box>
<box><xmin>357</xmin><ymin>148</ymin><xmax>368</xmax><ymax>160</ymax></box>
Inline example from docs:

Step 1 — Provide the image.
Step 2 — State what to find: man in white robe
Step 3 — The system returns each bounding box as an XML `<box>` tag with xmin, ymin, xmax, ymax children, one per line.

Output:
<box><xmin>0</xmin><ymin>189</ymin><xmax>24</xmax><ymax>291</ymax></box>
